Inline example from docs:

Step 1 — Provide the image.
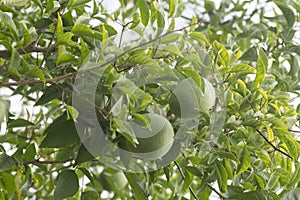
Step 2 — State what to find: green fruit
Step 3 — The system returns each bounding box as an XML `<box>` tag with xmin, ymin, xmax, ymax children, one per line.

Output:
<box><xmin>125</xmin><ymin>113</ymin><xmax>174</xmax><ymax>160</ymax></box>
<box><xmin>170</xmin><ymin>78</ymin><xmax>215</xmax><ymax>119</ymax></box>
<box><xmin>99</xmin><ymin>170</ymin><xmax>127</xmax><ymax>191</ymax></box>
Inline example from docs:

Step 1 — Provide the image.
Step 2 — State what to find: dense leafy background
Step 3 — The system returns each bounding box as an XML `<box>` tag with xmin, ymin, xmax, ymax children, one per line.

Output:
<box><xmin>0</xmin><ymin>0</ymin><xmax>300</xmax><ymax>199</ymax></box>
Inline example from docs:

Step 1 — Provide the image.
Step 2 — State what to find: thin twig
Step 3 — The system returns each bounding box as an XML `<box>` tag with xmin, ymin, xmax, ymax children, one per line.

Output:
<box><xmin>23</xmin><ymin>158</ymin><xmax>73</xmax><ymax>165</ymax></box>
<box><xmin>256</xmin><ymin>129</ymin><xmax>293</xmax><ymax>160</ymax></box>
<box><xmin>174</xmin><ymin>161</ymin><xmax>199</xmax><ymax>200</ymax></box>
<box><xmin>181</xmin><ymin>153</ymin><xmax>225</xmax><ymax>199</ymax></box>
<box><xmin>288</xmin><ymin>129</ymin><xmax>300</xmax><ymax>133</ymax></box>
<box><xmin>0</xmin><ymin>23</ymin><xmax>198</xmax><ymax>87</ymax></box>
<box><xmin>0</xmin><ymin>43</ymin><xmax>56</xmax><ymax>58</ymax></box>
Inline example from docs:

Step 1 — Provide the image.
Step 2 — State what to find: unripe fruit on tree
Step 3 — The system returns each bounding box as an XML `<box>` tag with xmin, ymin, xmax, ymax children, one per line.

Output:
<box><xmin>125</xmin><ymin>113</ymin><xmax>174</xmax><ymax>160</ymax></box>
<box><xmin>99</xmin><ymin>170</ymin><xmax>127</xmax><ymax>191</ymax></box>
<box><xmin>170</xmin><ymin>78</ymin><xmax>216</xmax><ymax>119</ymax></box>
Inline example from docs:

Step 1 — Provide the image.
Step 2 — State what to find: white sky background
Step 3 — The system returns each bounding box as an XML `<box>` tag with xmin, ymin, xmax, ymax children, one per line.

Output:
<box><xmin>0</xmin><ymin>0</ymin><xmax>300</xmax><ymax>199</ymax></box>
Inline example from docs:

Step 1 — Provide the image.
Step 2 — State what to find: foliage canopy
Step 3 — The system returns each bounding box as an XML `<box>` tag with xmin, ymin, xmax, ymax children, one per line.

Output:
<box><xmin>0</xmin><ymin>0</ymin><xmax>300</xmax><ymax>199</ymax></box>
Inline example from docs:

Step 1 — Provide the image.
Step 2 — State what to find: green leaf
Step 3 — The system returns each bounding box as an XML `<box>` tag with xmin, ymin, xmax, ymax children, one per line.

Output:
<box><xmin>0</xmin><ymin>10</ymin><xmax>18</xmax><ymax>38</ymax></box>
<box><xmin>54</xmin><ymin>170</ymin><xmax>79</xmax><ymax>200</ymax></box>
<box><xmin>132</xmin><ymin>113</ymin><xmax>150</xmax><ymax>128</ymax></box>
<box><xmin>28</xmin><ymin>68</ymin><xmax>46</xmax><ymax>83</ymax></box>
<box><xmin>22</xmin><ymin>23</ymin><xmax>32</xmax><ymax>46</ymax></box>
<box><xmin>236</xmin><ymin>147</ymin><xmax>251</xmax><ymax>175</ymax></box>
<box><xmin>34</xmin><ymin>18</ymin><xmax>53</xmax><ymax>29</ymax></box>
<box><xmin>124</xmin><ymin>173</ymin><xmax>147</xmax><ymax>199</ymax></box>
<box><xmin>138</xmin><ymin>0</ymin><xmax>149</xmax><ymax>26</ymax></box>
<box><xmin>156</xmin><ymin>10</ymin><xmax>165</xmax><ymax>33</ymax></box>
<box><xmin>57</xmin><ymin>32</ymin><xmax>78</xmax><ymax>47</ymax></box>
<box><xmin>40</xmin><ymin>114</ymin><xmax>80</xmax><ymax>148</ymax></box>
<box><xmin>101</xmin><ymin>24</ymin><xmax>108</xmax><ymax>50</ymax></box>
<box><xmin>21</xmin><ymin>144</ymin><xmax>36</xmax><ymax>162</ymax></box>
<box><xmin>57</xmin><ymin>53</ymin><xmax>77</xmax><ymax>65</ymax></box>
<box><xmin>169</xmin><ymin>0</ymin><xmax>175</xmax><ymax>17</ymax></box>
<box><xmin>190</xmin><ymin>32</ymin><xmax>211</xmax><ymax>46</ymax></box>
<box><xmin>81</xmin><ymin>191</ymin><xmax>99</xmax><ymax>199</ymax></box>
<box><xmin>288</xmin><ymin>55</ymin><xmax>299</xmax><ymax>76</ymax></box>
<box><xmin>8</xmin><ymin>118</ymin><xmax>34</xmax><ymax>128</ymax></box>
<box><xmin>79</xmin><ymin>37</ymin><xmax>90</xmax><ymax>67</ymax></box>
<box><xmin>182</xmin><ymin>171</ymin><xmax>191</xmax><ymax>192</ymax></box>
<box><xmin>240</xmin><ymin>46</ymin><xmax>258</xmax><ymax>61</ymax></box>
<box><xmin>71</xmin><ymin>24</ymin><xmax>95</xmax><ymax>38</ymax></box>
<box><xmin>65</xmin><ymin>105</ymin><xmax>79</xmax><ymax>120</ymax></box>
<box><xmin>266</xmin><ymin>172</ymin><xmax>279</xmax><ymax>190</ymax></box>
<box><xmin>164</xmin><ymin>44</ymin><xmax>183</xmax><ymax>57</ymax></box>
<box><xmin>75</xmin><ymin>144</ymin><xmax>94</xmax><ymax>165</ymax></box>
<box><xmin>287</xmin><ymin>164</ymin><xmax>300</xmax><ymax>189</ymax></box>
<box><xmin>227</xmin><ymin>64</ymin><xmax>256</xmax><ymax>74</ymax></box>
<box><xmin>216</xmin><ymin>161</ymin><xmax>228</xmax><ymax>193</ymax></box>
<box><xmin>70</xmin><ymin>0</ymin><xmax>90</xmax><ymax>8</ymax></box>
<box><xmin>253</xmin><ymin>48</ymin><xmax>268</xmax><ymax>88</ymax></box>
<box><xmin>160</xmin><ymin>33</ymin><xmax>181</xmax><ymax>44</ymax></box>
<box><xmin>179</xmin><ymin>68</ymin><xmax>203</xmax><ymax>88</ymax></box>
<box><xmin>228</xmin><ymin>190</ymin><xmax>279</xmax><ymax>200</ymax></box>
<box><xmin>0</xmin><ymin>172</ymin><xmax>15</xmax><ymax>198</ymax></box>
<box><xmin>0</xmin><ymin>154</ymin><xmax>15</xmax><ymax>171</ymax></box>
<box><xmin>186</xmin><ymin>166</ymin><xmax>203</xmax><ymax>177</ymax></box>
<box><xmin>214</xmin><ymin>40</ymin><xmax>230</xmax><ymax>67</ymax></box>
<box><xmin>35</xmin><ymin>85</ymin><xmax>62</xmax><ymax>105</ymax></box>
<box><xmin>78</xmin><ymin>167</ymin><xmax>94</xmax><ymax>185</ymax></box>
<box><xmin>274</xmin><ymin>1</ymin><xmax>295</xmax><ymax>27</ymax></box>
<box><xmin>57</xmin><ymin>13</ymin><xmax>63</xmax><ymax>38</ymax></box>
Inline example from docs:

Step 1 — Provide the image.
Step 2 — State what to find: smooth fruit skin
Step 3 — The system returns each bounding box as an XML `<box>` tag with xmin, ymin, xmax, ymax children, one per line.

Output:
<box><xmin>99</xmin><ymin>171</ymin><xmax>127</xmax><ymax>191</ymax></box>
<box><xmin>170</xmin><ymin>78</ymin><xmax>216</xmax><ymax>119</ymax></box>
<box><xmin>125</xmin><ymin>113</ymin><xmax>174</xmax><ymax>160</ymax></box>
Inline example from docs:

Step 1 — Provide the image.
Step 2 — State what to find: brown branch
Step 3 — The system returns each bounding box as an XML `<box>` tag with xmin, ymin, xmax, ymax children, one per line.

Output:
<box><xmin>23</xmin><ymin>158</ymin><xmax>73</xmax><ymax>165</ymax></box>
<box><xmin>256</xmin><ymin>129</ymin><xmax>293</xmax><ymax>160</ymax></box>
<box><xmin>0</xmin><ymin>23</ymin><xmax>197</xmax><ymax>87</ymax></box>
<box><xmin>174</xmin><ymin>161</ymin><xmax>199</xmax><ymax>200</ymax></box>
<box><xmin>289</xmin><ymin>129</ymin><xmax>300</xmax><ymax>133</ymax></box>
<box><xmin>0</xmin><ymin>43</ymin><xmax>56</xmax><ymax>58</ymax></box>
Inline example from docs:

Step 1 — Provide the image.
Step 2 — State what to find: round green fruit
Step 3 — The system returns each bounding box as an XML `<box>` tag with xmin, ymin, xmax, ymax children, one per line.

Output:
<box><xmin>170</xmin><ymin>78</ymin><xmax>216</xmax><ymax>119</ymax></box>
<box><xmin>99</xmin><ymin>170</ymin><xmax>127</xmax><ymax>191</ymax></box>
<box><xmin>125</xmin><ymin>113</ymin><xmax>174</xmax><ymax>160</ymax></box>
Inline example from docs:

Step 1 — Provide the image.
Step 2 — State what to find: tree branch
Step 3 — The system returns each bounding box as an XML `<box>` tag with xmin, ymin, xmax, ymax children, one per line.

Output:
<box><xmin>23</xmin><ymin>158</ymin><xmax>73</xmax><ymax>165</ymax></box>
<box><xmin>0</xmin><ymin>43</ymin><xmax>56</xmax><ymax>58</ymax></box>
<box><xmin>174</xmin><ymin>161</ymin><xmax>199</xmax><ymax>200</ymax></box>
<box><xmin>0</xmin><ymin>23</ymin><xmax>197</xmax><ymax>87</ymax></box>
<box><xmin>256</xmin><ymin>129</ymin><xmax>293</xmax><ymax>160</ymax></box>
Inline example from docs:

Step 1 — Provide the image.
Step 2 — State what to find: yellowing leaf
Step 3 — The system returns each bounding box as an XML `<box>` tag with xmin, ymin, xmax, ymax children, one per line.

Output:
<box><xmin>227</xmin><ymin>64</ymin><xmax>256</xmax><ymax>74</ymax></box>
<box><xmin>102</xmin><ymin>24</ymin><xmax>108</xmax><ymax>50</ymax></box>
<box><xmin>57</xmin><ymin>13</ymin><xmax>63</xmax><ymax>38</ymax></box>
<box><xmin>253</xmin><ymin>48</ymin><xmax>268</xmax><ymax>88</ymax></box>
<box><xmin>214</xmin><ymin>40</ymin><xmax>230</xmax><ymax>67</ymax></box>
<box><xmin>265</xmin><ymin>124</ymin><xmax>274</xmax><ymax>141</ymax></box>
<box><xmin>236</xmin><ymin>147</ymin><xmax>251</xmax><ymax>175</ymax></box>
